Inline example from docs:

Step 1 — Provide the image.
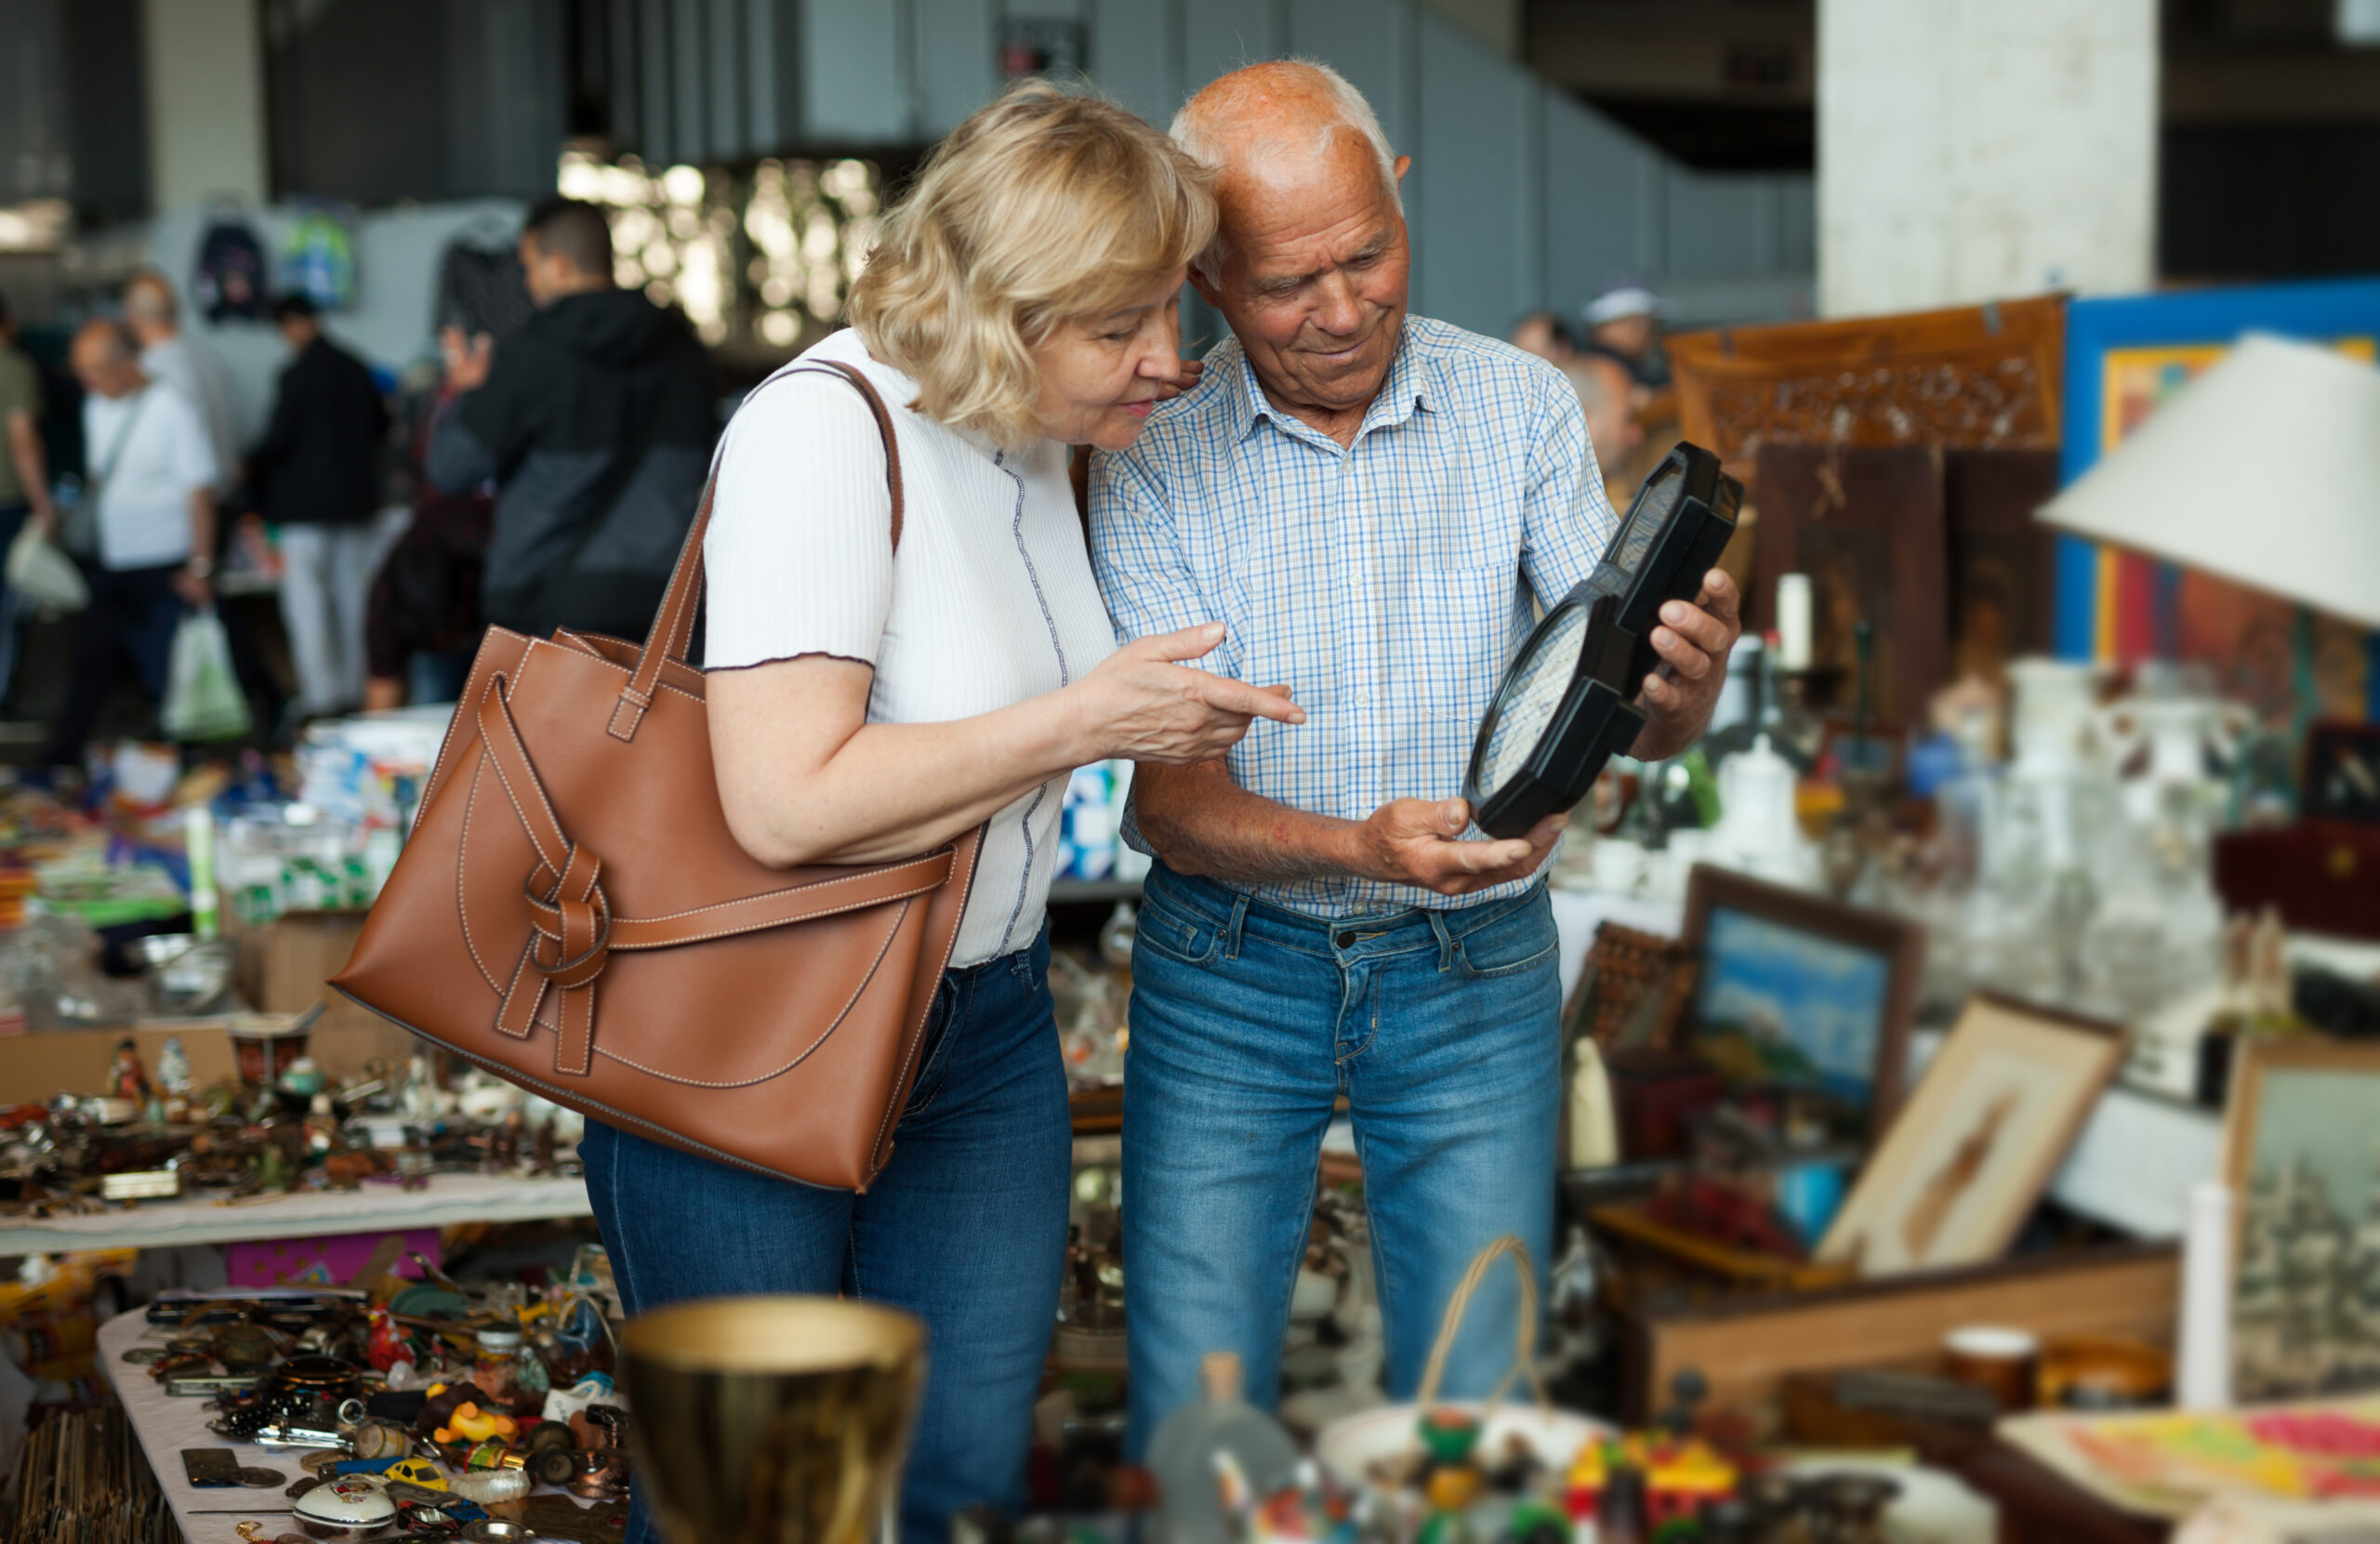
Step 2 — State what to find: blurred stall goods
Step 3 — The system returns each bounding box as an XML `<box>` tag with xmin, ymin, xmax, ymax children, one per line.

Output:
<box><xmin>93</xmin><ymin>1261</ymin><xmax>629</xmax><ymax>1544</ymax></box>
<box><xmin>1057</xmin><ymin>759</ymin><xmax>1151</xmax><ymax>887</ymax></box>
<box><xmin>0</xmin><ymin>1019</ymin><xmax>585</xmax><ymax>1230</ymax></box>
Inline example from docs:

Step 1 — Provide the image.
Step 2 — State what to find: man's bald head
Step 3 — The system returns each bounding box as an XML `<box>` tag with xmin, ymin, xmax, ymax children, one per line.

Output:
<box><xmin>124</xmin><ymin>270</ymin><xmax>179</xmax><ymax>344</ymax></box>
<box><xmin>72</xmin><ymin>319</ymin><xmax>143</xmax><ymax>399</ymax></box>
<box><xmin>1167</xmin><ymin>61</ymin><xmax>1413</xmax><ymax>439</ymax></box>
<box><xmin>1171</xmin><ymin>60</ymin><xmax>1401</xmax><ymax>280</ymax></box>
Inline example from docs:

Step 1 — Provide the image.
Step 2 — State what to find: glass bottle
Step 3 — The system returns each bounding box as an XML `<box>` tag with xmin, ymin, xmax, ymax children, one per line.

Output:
<box><xmin>1145</xmin><ymin>1351</ymin><xmax>1297</xmax><ymax>1544</ymax></box>
<box><xmin>472</xmin><ymin>1325</ymin><xmax>527</xmax><ymax>1408</ymax></box>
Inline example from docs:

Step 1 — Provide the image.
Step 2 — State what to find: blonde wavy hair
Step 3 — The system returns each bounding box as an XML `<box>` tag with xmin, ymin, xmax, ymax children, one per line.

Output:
<box><xmin>848</xmin><ymin>81</ymin><xmax>1215</xmax><ymax>447</ymax></box>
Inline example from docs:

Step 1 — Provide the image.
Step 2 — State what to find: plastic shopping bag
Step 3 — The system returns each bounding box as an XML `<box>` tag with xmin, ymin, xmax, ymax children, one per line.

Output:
<box><xmin>161</xmin><ymin>607</ymin><xmax>252</xmax><ymax>742</ymax></box>
<box><xmin>5</xmin><ymin>525</ymin><xmax>86</xmax><ymax>612</ymax></box>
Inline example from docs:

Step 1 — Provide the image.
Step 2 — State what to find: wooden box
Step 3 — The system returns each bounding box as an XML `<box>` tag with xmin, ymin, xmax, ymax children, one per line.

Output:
<box><xmin>1620</xmin><ymin>1243</ymin><xmax>2179</xmax><ymax>1424</ymax></box>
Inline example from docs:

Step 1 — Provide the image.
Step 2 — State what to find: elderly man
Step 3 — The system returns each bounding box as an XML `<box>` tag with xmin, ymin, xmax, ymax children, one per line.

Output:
<box><xmin>46</xmin><ymin>321</ymin><xmax>218</xmax><ymax>769</ymax></box>
<box><xmin>124</xmin><ymin>271</ymin><xmax>240</xmax><ymax>497</ymax></box>
<box><xmin>1091</xmin><ymin>61</ymin><xmax>1739</xmax><ymax>1439</ymax></box>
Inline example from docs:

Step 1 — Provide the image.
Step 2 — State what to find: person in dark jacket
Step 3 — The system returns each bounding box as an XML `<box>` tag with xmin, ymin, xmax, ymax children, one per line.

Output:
<box><xmin>251</xmin><ymin>294</ymin><xmax>390</xmax><ymax>716</ymax></box>
<box><xmin>428</xmin><ymin>198</ymin><xmax>713</xmax><ymax>642</ymax></box>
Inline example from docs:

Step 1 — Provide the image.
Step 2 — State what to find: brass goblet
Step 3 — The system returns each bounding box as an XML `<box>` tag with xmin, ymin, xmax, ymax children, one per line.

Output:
<box><xmin>618</xmin><ymin>1296</ymin><xmax>927</xmax><ymax>1544</ymax></box>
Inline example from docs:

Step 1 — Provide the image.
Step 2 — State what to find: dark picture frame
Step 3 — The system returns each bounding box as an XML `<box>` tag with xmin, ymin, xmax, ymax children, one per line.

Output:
<box><xmin>1681</xmin><ymin>864</ymin><xmax>1925</xmax><ymax>1142</ymax></box>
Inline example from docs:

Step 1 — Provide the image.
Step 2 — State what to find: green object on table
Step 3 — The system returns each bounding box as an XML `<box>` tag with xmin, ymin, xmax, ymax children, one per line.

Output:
<box><xmin>1419</xmin><ymin>1405</ymin><xmax>1483</xmax><ymax>1464</ymax></box>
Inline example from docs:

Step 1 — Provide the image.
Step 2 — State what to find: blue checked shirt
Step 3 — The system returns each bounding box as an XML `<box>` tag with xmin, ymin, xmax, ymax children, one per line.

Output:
<box><xmin>1091</xmin><ymin>315</ymin><xmax>1620</xmax><ymax>918</ymax></box>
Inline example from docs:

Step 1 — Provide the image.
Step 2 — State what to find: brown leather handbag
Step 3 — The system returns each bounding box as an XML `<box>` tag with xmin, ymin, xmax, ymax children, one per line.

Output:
<box><xmin>333</xmin><ymin>362</ymin><xmax>983</xmax><ymax>1189</ymax></box>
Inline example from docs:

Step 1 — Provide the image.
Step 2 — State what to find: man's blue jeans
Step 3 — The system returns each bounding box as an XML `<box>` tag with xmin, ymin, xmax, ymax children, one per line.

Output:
<box><xmin>580</xmin><ymin>926</ymin><xmax>1070</xmax><ymax>1544</ymax></box>
<box><xmin>1122</xmin><ymin>864</ymin><xmax>1562</xmax><ymax>1450</ymax></box>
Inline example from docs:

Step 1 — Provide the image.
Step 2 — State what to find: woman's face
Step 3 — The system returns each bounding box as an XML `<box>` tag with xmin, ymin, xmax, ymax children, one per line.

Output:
<box><xmin>1028</xmin><ymin>270</ymin><xmax>1190</xmax><ymax>451</ymax></box>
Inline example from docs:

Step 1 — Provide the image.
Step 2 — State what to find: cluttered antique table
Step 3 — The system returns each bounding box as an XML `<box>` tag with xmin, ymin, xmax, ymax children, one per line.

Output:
<box><xmin>0</xmin><ymin>1173</ymin><xmax>592</xmax><ymax>1258</ymax></box>
<box><xmin>98</xmin><ymin>1306</ymin><xmax>625</xmax><ymax>1544</ymax></box>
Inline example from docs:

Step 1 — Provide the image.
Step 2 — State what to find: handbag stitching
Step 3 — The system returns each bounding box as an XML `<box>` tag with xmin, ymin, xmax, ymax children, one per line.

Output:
<box><xmin>496</xmin><ymin>934</ymin><xmax>537</xmax><ymax>1036</ymax></box>
<box><xmin>340</xmin><ymin>989</ymin><xmax>837</xmax><ymax>1188</ymax></box>
<box><xmin>522</xmin><ymin>858</ymin><xmax>949</xmax><ymax>935</ymax></box>
<box><xmin>418</xmin><ymin>634</ymin><xmax>515</xmax><ymax>813</ymax></box>
<box><xmin>588</xmin><ymin>897</ymin><xmax>908</xmax><ymax>1088</ymax></box>
<box><xmin>456</xmin><ymin>754</ymin><xmax>504</xmax><ymax>994</ymax></box>
<box><xmin>483</xmin><ymin>666</ymin><xmax>571</xmax><ymax>872</ymax></box>
<box><xmin>522</xmin><ymin>880</ymin><xmax>941</xmax><ymax>951</ymax></box>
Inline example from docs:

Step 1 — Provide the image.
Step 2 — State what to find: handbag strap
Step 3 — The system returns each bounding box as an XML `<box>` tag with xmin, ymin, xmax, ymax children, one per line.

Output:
<box><xmin>608</xmin><ymin>358</ymin><xmax>906</xmax><ymax>742</ymax></box>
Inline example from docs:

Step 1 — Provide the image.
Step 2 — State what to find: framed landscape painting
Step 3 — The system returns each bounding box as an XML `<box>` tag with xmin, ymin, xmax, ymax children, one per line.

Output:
<box><xmin>1681</xmin><ymin>864</ymin><xmax>1924</xmax><ymax>1142</ymax></box>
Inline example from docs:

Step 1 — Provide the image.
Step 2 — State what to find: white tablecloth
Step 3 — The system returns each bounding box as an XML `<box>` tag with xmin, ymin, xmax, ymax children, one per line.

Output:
<box><xmin>101</xmin><ymin>1308</ymin><xmax>328</xmax><ymax>1544</ymax></box>
<box><xmin>1</xmin><ymin>1173</ymin><xmax>590</xmax><ymax>1257</ymax></box>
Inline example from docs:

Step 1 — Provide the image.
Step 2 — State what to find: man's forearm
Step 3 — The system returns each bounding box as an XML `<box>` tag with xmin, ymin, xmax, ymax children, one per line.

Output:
<box><xmin>189</xmin><ymin>490</ymin><xmax>216</xmax><ymax>567</ymax></box>
<box><xmin>1132</xmin><ymin>759</ymin><xmax>1368</xmax><ymax>887</ymax></box>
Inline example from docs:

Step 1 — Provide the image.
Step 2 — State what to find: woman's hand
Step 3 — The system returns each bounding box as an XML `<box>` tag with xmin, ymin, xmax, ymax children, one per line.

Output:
<box><xmin>1069</xmin><ymin>623</ymin><xmax>1302</xmax><ymax>765</ymax></box>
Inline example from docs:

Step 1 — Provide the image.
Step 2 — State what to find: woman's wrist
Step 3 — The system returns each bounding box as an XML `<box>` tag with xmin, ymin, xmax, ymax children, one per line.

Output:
<box><xmin>1038</xmin><ymin>680</ymin><xmax>1108</xmax><ymax>772</ymax></box>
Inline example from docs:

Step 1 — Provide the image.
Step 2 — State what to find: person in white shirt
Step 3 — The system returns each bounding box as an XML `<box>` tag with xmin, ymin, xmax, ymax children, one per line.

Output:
<box><xmin>44</xmin><ymin>320</ymin><xmax>218</xmax><ymax>769</ymax></box>
<box><xmin>124</xmin><ymin>271</ymin><xmax>240</xmax><ymax>498</ymax></box>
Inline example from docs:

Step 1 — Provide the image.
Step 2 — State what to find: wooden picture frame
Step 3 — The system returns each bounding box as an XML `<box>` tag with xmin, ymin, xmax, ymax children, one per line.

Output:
<box><xmin>1681</xmin><ymin>864</ymin><xmax>1924</xmax><ymax>1142</ymax></box>
<box><xmin>2219</xmin><ymin>1036</ymin><xmax>2380</xmax><ymax>1403</ymax></box>
<box><xmin>1816</xmin><ymin>995</ymin><xmax>2125</xmax><ymax>1278</ymax></box>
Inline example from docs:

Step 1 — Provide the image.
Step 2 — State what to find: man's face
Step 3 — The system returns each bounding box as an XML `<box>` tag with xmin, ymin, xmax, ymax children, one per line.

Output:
<box><xmin>277</xmin><ymin>317</ymin><xmax>319</xmax><ymax>353</ymax></box>
<box><xmin>71</xmin><ymin>336</ymin><xmax>138</xmax><ymax>400</ymax></box>
<box><xmin>1194</xmin><ymin>135</ymin><xmax>1411</xmax><ymax>420</ymax></box>
<box><xmin>1593</xmin><ymin>314</ymin><xmax>1655</xmax><ymax>360</ymax></box>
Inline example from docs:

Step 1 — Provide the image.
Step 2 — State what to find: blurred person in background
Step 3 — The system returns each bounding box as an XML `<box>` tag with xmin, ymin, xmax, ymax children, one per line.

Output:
<box><xmin>124</xmin><ymin>271</ymin><xmax>240</xmax><ymax>499</ymax></box>
<box><xmin>45</xmin><ymin>321</ymin><xmax>217</xmax><ymax>771</ymax></box>
<box><xmin>0</xmin><ymin>291</ymin><xmax>59</xmax><ymax>706</ymax></box>
<box><xmin>249</xmin><ymin>294</ymin><xmax>389</xmax><ymax>719</ymax></box>
<box><xmin>427</xmin><ymin>197</ymin><xmax>711</xmax><ymax>643</ymax></box>
<box><xmin>361</xmin><ymin>384</ymin><xmax>491</xmax><ymax>712</ymax></box>
<box><xmin>1562</xmin><ymin>346</ymin><xmax>1645</xmax><ymax>506</ymax></box>
<box><xmin>1583</xmin><ymin>283</ymin><xmax>1671</xmax><ymax>388</ymax></box>
<box><xmin>1508</xmin><ymin>309</ymin><xmax>1578</xmax><ymax>364</ymax></box>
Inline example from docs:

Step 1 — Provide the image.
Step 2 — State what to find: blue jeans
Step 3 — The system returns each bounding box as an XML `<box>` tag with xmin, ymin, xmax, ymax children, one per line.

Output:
<box><xmin>1122</xmin><ymin>864</ymin><xmax>1562</xmax><ymax>1451</ymax></box>
<box><xmin>579</xmin><ymin>926</ymin><xmax>1070</xmax><ymax>1544</ymax></box>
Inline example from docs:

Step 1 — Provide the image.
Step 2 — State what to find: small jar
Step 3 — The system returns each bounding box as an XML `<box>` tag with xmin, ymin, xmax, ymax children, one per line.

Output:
<box><xmin>472</xmin><ymin>1326</ymin><xmax>527</xmax><ymax>1406</ymax></box>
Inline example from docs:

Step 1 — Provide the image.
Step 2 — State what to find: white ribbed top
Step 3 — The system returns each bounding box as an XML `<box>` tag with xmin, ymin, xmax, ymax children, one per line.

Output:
<box><xmin>705</xmin><ymin>327</ymin><xmax>1118</xmax><ymax>967</ymax></box>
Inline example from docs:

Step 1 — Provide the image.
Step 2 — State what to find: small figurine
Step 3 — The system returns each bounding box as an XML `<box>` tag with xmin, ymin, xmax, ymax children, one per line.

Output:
<box><xmin>110</xmin><ymin>1037</ymin><xmax>152</xmax><ymax>1104</ymax></box>
<box><xmin>432</xmin><ymin>1401</ymin><xmax>519</xmax><ymax>1445</ymax></box>
<box><xmin>255</xmin><ymin>1142</ymin><xmax>292</xmax><ymax>1194</ymax></box>
<box><xmin>157</xmin><ymin>1036</ymin><xmax>193</xmax><ymax>1096</ymax></box>
<box><xmin>399</xmin><ymin>1053</ymin><xmax>449</xmax><ymax>1124</ymax></box>
<box><xmin>279</xmin><ymin>1056</ymin><xmax>327</xmax><ymax>1100</ymax></box>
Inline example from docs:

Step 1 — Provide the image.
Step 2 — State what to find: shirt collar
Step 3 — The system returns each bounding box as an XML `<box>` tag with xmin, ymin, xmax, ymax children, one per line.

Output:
<box><xmin>1226</xmin><ymin>318</ymin><xmax>1434</xmax><ymax>449</ymax></box>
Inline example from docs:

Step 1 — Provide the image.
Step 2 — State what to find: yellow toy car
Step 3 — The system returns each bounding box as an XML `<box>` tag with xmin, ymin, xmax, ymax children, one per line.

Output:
<box><xmin>384</xmin><ymin>1457</ymin><xmax>447</xmax><ymax>1491</ymax></box>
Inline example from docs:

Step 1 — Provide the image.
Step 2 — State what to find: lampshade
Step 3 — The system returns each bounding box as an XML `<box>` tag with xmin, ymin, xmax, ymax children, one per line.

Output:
<box><xmin>2038</xmin><ymin>333</ymin><xmax>2380</xmax><ymax>630</ymax></box>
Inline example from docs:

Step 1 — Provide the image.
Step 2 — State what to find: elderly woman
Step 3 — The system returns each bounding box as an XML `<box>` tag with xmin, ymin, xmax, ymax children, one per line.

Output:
<box><xmin>577</xmin><ymin>83</ymin><xmax>1301</xmax><ymax>1543</ymax></box>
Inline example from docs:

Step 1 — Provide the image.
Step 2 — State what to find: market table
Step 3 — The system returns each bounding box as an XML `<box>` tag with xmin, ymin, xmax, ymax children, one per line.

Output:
<box><xmin>101</xmin><ymin>1307</ymin><xmax>334</xmax><ymax>1544</ymax></box>
<box><xmin>99</xmin><ymin>1307</ymin><xmax>625</xmax><ymax>1544</ymax></box>
<box><xmin>0</xmin><ymin>1173</ymin><xmax>591</xmax><ymax>1257</ymax></box>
